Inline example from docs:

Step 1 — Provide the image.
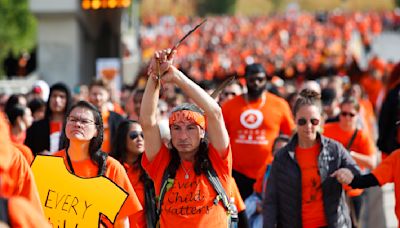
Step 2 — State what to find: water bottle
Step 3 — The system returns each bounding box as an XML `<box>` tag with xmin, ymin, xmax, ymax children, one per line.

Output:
<box><xmin>230</xmin><ymin>197</ymin><xmax>238</xmax><ymax>228</ymax></box>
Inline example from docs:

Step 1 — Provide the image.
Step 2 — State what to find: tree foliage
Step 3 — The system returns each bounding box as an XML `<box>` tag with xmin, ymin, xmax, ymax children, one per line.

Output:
<box><xmin>195</xmin><ymin>0</ymin><xmax>237</xmax><ymax>16</ymax></box>
<box><xmin>0</xmin><ymin>0</ymin><xmax>37</xmax><ymax>76</ymax></box>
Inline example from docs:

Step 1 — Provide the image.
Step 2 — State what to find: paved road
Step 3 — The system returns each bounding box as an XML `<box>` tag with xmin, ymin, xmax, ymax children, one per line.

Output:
<box><xmin>360</xmin><ymin>31</ymin><xmax>400</xmax><ymax>228</ymax></box>
<box><xmin>371</xmin><ymin>31</ymin><xmax>400</xmax><ymax>63</ymax></box>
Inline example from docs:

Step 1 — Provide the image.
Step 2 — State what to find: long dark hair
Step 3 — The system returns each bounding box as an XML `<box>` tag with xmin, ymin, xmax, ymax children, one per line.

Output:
<box><xmin>63</xmin><ymin>100</ymin><xmax>107</xmax><ymax>176</ymax></box>
<box><xmin>111</xmin><ymin>120</ymin><xmax>149</xmax><ymax>183</ymax></box>
<box><xmin>6</xmin><ymin>105</ymin><xmax>26</xmax><ymax>126</ymax></box>
<box><xmin>167</xmin><ymin>103</ymin><xmax>211</xmax><ymax>178</ymax></box>
<box><xmin>167</xmin><ymin>138</ymin><xmax>210</xmax><ymax>178</ymax></box>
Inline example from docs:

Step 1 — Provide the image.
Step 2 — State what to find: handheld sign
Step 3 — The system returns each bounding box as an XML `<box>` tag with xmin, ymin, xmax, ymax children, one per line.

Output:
<box><xmin>31</xmin><ymin>155</ymin><xmax>128</xmax><ymax>227</ymax></box>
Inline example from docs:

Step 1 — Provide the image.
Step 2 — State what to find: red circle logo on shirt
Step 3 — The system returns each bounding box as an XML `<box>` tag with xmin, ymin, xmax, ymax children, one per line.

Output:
<box><xmin>240</xmin><ymin>109</ymin><xmax>263</xmax><ymax>129</ymax></box>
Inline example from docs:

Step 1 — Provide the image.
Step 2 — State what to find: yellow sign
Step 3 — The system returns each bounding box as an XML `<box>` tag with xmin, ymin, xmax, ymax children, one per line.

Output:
<box><xmin>82</xmin><ymin>0</ymin><xmax>131</xmax><ymax>10</ymax></box>
<box><xmin>31</xmin><ymin>155</ymin><xmax>128</xmax><ymax>227</ymax></box>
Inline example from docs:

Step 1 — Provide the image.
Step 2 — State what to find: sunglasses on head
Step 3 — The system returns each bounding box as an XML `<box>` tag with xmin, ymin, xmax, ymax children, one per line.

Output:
<box><xmin>129</xmin><ymin>131</ymin><xmax>144</xmax><ymax>140</ymax></box>
<box><xmin>340</xmin><ymin>111</ymin><xmax>356</xmax><ymax>118</ymax></box>
<box><xmin>297</xmin><ymin>118</ymin><xmax>320</xmax><ymax>126</ymax></box>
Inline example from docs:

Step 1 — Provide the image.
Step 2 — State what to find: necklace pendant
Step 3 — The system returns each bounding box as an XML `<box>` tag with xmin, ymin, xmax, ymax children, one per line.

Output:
<box><xmin>184</xmin><ymin>174</ymin><xmax>189</xmax><ymax>179</ymax></box>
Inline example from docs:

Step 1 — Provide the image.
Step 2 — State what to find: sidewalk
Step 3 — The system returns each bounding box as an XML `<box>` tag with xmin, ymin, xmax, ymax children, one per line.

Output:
<box><xmin>383</xmin><ymin>184</ymin><xmax>398</xmax><ymax>228</ymax></box>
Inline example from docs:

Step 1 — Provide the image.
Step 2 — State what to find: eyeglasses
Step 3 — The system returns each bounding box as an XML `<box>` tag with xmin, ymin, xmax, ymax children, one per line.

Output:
<box><xmin>129</xmin><ymin>131</ymin><xmax>144</xmax><ymax>140</ymax></box>
<box><xmin>297</xmin><ymin>118</ymin><xmax>320</xmax><ymax>126</ymax></box>
<box><xmin>340</xmin><ymin>111</ymin><xmax>356</xmax><ymax>118</ymax></box>
<box><xmin>67</xmin><ymin>116</ymin><xmax>96</xmax><ymax>125</ymax></box>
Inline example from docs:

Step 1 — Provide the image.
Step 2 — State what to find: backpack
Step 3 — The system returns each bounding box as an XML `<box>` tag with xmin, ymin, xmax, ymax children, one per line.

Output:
<box><xmin>156</xmin><ymin>158</ymin><xmax>237</xmax><ymax>228</ymax></box>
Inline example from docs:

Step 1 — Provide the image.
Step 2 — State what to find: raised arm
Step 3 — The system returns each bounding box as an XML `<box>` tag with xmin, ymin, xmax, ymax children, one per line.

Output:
<box><xmin>154</xmin><ymin>48</ymin><xmax>229</xmax><ymax>156</ymax></box>
<box><xmin>168</xmin><ymin>67</ymin><xmax>229</xmax><ymax>156</ymax></box>
<box><xmin>139</xmin><ymin>51</ymin><xmax>169</xmax><ymax>162</ymax></box>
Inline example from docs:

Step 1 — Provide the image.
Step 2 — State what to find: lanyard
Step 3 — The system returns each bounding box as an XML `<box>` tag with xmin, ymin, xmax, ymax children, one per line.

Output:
<box><xmin>65</xmin><ymin>150</ymin><xmax>75</xmax><ymax>175</ymax></box>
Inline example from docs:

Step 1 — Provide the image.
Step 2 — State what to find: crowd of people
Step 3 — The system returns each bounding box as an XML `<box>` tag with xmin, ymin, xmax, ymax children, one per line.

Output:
<box><xmin>140</xmin><ymin>11</ymin><xmax>400</xmax><ymax>82</ymax></box>
<box><xmin>1</xmin><ymin>11</ymin><xmax>400</xmax><ymax>228</ymax></box>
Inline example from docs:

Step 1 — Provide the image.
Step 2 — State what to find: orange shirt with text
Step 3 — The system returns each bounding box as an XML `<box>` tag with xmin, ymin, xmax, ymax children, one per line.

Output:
<box><xmin>372</xmin><ymin>149</ymin><xmax>400</xmax><ymax>222</ymax></box>
<box><xmin>222</xmin><ymin>92</ymin><xmax>294</xmax><ymax>179</ymax></box>
<box><xmin>324</xmin><ymin>123</ymin><xmax>375</xmax><ymax>197</ymax></box>
<box><xmin>296</xmin><ymin>144</ymin><xmax>327</xmax><ymax>228</ymax></box>
<box><xmin>142</xmin><ymin>144</ymin><xmax>232</xmax><ymax>228</ymax></box>
<box><xmin>53</xmin><ymin>150</ymin><xmax>142</xmax><ymax>222</ymax></box>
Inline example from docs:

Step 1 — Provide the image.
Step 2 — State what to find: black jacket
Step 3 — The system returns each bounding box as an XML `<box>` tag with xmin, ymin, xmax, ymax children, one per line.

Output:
<box><xmin>25</xmin><ymin>118</ymin><xmax>52</xmax><ymax>155</ymax></box>
<box><xmin>263</xmin><ymin>133</ymin><xmax>360</xmax><ymax>228</ymax></box>
<box><xmin>377</xmin><ymin>84</ymin><xmax>400</xmax><ymax>154</ymax></box>
<box><xmin>24</xmin><ymin>82</ymin><xmax>71</xmax><ymax>155</ymax></box>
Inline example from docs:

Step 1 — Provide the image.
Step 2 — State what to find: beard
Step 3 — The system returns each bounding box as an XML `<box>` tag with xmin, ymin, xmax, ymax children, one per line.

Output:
<box><xmin>247</xmin><ymin>87</ymin><xmax>265</xmax><ymax>100</ymax></box>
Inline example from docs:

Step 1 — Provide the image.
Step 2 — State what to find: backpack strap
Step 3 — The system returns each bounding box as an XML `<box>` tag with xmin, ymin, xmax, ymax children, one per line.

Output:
<box><xmin>346</xmin><ymin>129</ymin><xmax>359</xmax><ymax>150</ymax></box>
<box><xmin>156</xmin><ymin>168</ymin><xmax>174</xmax><ymax>226</ymax></box>
<box><xmin>0</xmin><ymin>198</ymin><xmax>10</xmax><ymax>226</ymax></box>
<box><xmin>143</xmin><ymin>175</ymin><xmax>157</xmax><ymax>228</ymax></box>
<box><xmin>204</xmin><ymin>161</ymin><xmax>231</xmax><ymax>212</ymax></box>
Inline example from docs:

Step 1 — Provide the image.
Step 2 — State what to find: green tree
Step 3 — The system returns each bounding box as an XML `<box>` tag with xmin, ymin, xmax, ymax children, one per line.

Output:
<box><xmin>195</xmin><ymin>0</ymin><xmax>237</xmax><ymax>16</ymax></box>
<box><xmin>0</xmin><ymin>0</ymin><xmax>37</xmax><ymax>77</ymax></box>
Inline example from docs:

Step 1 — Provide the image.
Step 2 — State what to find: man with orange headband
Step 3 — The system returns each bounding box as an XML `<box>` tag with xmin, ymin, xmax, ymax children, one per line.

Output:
<box><xmin>140</xmin><ymin>49</ymin><xmax>234</xmax><ymax>227</ymax></box>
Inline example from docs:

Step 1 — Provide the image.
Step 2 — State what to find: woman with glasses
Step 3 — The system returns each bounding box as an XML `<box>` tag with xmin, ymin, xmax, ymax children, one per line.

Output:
<box><xmin>111</xmin><ymin>120</ymin><xmax>156</xmax><ymax>228</ymax></box>
<box><xmin>54</xmin><ymin>101</ymin><xmax>142</xmax><ymax>227</ymax></box>
<box><xmin>263</xmin><ymin>89</ymin><xmax>360</xmax><ymax>228</ymax></box>
<box><xmin>324</xmin><ymin>96</ymin><xmax>376</xmax><ymax>226</ymax></box>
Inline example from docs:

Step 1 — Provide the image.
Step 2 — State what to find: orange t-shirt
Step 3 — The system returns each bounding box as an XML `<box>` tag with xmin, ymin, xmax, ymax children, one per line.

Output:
<box><xmin>359</xmin><ymin>98</ymin><xmax>377</xmax><ymax>141</ymax></box>
<box><xmin>125</xmin><ymin>163</ymin><xmax>147</xmax><ymax>228</ymax></box>
<box><xmin>0</xmin><ymin>144</ymin><xmax>43</xmax><ymax>215</ymax></box>
<box><xmin>9</xmin><ymin>130</ymin><xmax>26</xmax><ymax>144</ymax></box>
<box><xmin>222</xmin><ymin>92</ymin><xmax>295</xmax><ymax>179</ymax></box>
<box><xmin>142</xmin><ymin>144</ymin><xmax>232</xmax><ymax>228</ymax></box>
<box><xmin>360</xmin><ymin>76</ymin><xmax>383</xmax><ymax>108</ymax></box>
<box><xmin>53</xmin><ymin>150</ymin><xmax>142</xmax><ymax>222</ymax></box>
<box><xmin>372</xmin><ymin>149</ymin><xmax>400</xmax><ymax>222</ymax></box>
<box><xmin>296</xmin><ymin>143</ymin><xmax>328</xmax><ymax>228</ymax></box>
<box><xmin>253</xmin><ymin>164</ymin><xmax>270</xmax><ymax>194</ymax></box>
<box><xmin>13</xmin><ymin>142</ymin><xmax>34</xmax><ymax>165</ymax></box>
<box><xmin>8</xmin><ymin>196</ymin><xmax>51</xmax><ymax>228</ymax></box>
<box><xmin>230</xmin><ymin>177</ymin><xmax>246</xmax><ymax>212</ymax></box>
<box><xmin>101</xmin><ymin>110</ymin><xmax>111</xmax><ymax>153</ymax></box>
<box><xmin>0</xmin><ymin>111</ymin><xmax>43</xmax><ymax>214</ymax></box>
<box><xmin>324</xmin><ymin>123</ymin><xmax>375</xmax><ymax>197</ymax></box>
